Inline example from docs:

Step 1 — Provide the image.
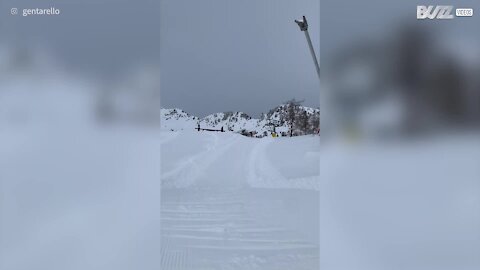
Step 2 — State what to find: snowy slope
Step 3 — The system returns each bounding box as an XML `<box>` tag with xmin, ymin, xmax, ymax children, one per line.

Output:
<box><xmin>201</xmin><ymin>111</ymin><xmax>260</xmax><ymax>132</ymax></box>
<box><xmin>160</xmin><ymin>130</ymin><xmax>320</xmax><ymax>269</ymax></box>
<box><xmin>161</xmin><ymin>131</ymin><xmax>319</xmax><ymax>190</ymax></box>
<box><xmin>160</xmin><ymin>108</ymin><xmax>198</xmax><ymax>131</ymax></box>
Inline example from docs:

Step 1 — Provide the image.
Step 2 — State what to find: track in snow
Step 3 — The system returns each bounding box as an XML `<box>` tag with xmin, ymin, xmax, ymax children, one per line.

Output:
<box><xmin>161</xmin><ymin>131</ymin><xmax>319</xmax><ymax>269</ymax></box>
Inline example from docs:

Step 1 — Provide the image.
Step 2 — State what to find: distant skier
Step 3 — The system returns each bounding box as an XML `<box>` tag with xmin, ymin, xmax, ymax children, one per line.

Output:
<box><xmin>221</xmin><ymin>126</ymin><xmax>224</xmax><ymax>132</ymax></box>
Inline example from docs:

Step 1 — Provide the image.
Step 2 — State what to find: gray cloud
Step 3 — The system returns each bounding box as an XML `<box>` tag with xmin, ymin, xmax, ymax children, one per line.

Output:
<box><xmin>160</xmin><ymin>0</ymin><xmax>320</xmax><ymax>117</ymax></box>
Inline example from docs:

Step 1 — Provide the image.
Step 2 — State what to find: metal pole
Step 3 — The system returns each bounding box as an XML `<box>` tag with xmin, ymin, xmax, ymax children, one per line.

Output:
<box><xmin>304</xmin><ymin>30</ymin><xmax>320</xmax><ymax>79</ymax></box>
<box><xmin>295</xmin><ymin>16</ymin><xmax>320</xmax><ymax>80</ymax></box>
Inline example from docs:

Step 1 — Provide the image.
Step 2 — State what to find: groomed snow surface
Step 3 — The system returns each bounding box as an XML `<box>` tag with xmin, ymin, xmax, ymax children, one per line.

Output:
<box><xmin>161</xmin><ymin>130</ymin><xmax>320</xmax><ymax>269</ymax></box>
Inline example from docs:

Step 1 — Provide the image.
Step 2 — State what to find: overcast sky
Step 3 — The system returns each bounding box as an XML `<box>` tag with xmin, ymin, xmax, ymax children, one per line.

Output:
<box><xmin>1</xmin><ymin>0</ymin><xmax>319</xmax><ymax>118</ymax></box>
<box><xmin>160</xmin><ymin>0</ymin><xmax>320</xmax><ymax>117</ymax></box>
<box><xmin>3</xmin><ymin>0</ymin><xmax>479</xmax><ymax>118</ymax></box>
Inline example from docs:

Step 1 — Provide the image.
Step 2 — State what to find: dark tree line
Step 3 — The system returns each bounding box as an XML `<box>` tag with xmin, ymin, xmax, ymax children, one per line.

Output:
<box><xmin>281</xmin><ymin>99</ymin><xmax>320</xmax><ymax>136</ymax></box>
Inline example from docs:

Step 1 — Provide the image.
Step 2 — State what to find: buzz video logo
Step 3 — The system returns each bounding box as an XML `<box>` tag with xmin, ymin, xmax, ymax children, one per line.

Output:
<box><xmin>417</xmin><ymin>5</ymin><xmax>473</xmax><ymax>19</ymax></box>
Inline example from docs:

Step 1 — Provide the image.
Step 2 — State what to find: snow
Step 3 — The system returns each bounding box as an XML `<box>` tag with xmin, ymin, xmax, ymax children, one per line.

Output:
<box><xmin>161</xmin><ymin>105</ymin><xmax>319</xmax><ymax>135</ymax></box>
<box><xmin>3</xmin><ymin>54</ymin><xmax>477</xmax><ymax>270</ymax></box>
<box><xmin>320</xmin><ymin>134</ymin><xmax>480</xmax><ymax>270</ymax></box>
<box><xmin>161</xmin><ymin>130</ymin><xmax>320</xmax><ymax>269</ymax></box>
<box><xmin>0</xmin><ymin>54</ymin><xmax>162</xmax><ymax>270</ymax></box>
<box><xmin>161</xmin><ymin>131</ymin><xmax>319</xmax><ymax>190</ymax></box>
<box><xmin>1</xmin><ymin>52</ymin><xmax>320</xmax><ymax>269</ymax></box>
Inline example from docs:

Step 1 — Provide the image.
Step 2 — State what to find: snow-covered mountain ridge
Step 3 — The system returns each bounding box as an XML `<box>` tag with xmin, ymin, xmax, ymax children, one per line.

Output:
<box><xmin>161</xmin><ymin>104</ymin><xmax>320</xmax><ymax>136</ymax></box>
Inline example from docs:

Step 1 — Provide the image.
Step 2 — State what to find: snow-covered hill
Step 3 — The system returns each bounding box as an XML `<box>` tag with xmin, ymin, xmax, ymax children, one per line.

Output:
<box><xmin>161</xmin><ymin>104</ymin><xmax>319</xmax><ymax>136</ymax></box>
<box><xmin>160</xmin><ymin>108</ymin><xmax>199</xmax><ymax>131</ymax></box>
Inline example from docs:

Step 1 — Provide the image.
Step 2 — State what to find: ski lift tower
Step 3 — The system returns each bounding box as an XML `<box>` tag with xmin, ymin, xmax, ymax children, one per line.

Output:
<box><xmin>295</xmin><ymin>16</ymin><xmax>320</xmax><ymax>80</ymax></box>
